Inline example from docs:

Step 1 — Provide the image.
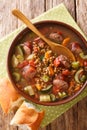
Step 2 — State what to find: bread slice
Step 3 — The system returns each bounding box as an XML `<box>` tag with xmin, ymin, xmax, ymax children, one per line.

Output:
<box><xmin>0</xmin><ymin>78</ymin><xmax>21</xmax><ymax>114</ymax></box>
<box><xmin>11</xmin><ymin>96</ymin><xmax>25</xmax><ymax>112</ymax></box>
<box><xmin>10</xmin><ymin>101</ymin><xmax>45</xmax><ymax>130</ymax></box>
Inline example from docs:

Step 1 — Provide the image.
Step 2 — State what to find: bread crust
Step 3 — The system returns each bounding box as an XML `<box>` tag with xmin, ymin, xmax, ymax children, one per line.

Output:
<box><xmin>0</xmin><ymin>78</ymin><xmax>21</xmax><ymax>113</ymax></box>
<box><xmin>11</xmin><ymin>102</ymin><xmax>45</xmax><ymax>130</ymax></box>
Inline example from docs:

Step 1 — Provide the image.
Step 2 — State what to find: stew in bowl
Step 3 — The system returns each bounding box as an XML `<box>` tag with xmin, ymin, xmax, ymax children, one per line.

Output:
<box><xmin>7</xmin><ymin>21</ymin><xmax>87</xmax><ymax>105</ymax></box>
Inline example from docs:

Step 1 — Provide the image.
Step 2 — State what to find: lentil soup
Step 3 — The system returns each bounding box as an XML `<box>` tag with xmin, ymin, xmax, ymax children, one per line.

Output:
<box><xmin>8</xmin><ymin>21</ymin><xmax>87</xmax><ymax>105</ymax></box>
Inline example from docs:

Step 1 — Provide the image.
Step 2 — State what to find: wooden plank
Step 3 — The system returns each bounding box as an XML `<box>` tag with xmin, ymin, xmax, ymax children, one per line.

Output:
<box><xmin>0</xmin><ymin>0</ymin><xmax>19</xmax><ymax>129</ymax></box>
<box><xmin>0</xmin><ymin>0</ymin><xmax>18</xmax><ymax>38</ymax></box>
<box><xmin>0</xmin><ymin>108</ymin><xmax>17</xmax><ymax>130</ymax></box>
<box><xmin>77</xmin><ymin>97</ymin><xmax>87</xmax><ymax>130</ymax></box>
<box><xmin>76</xmin><ymin>0</ymin><xmax>87</xmax><ymax>130</ymax></box>
<box><xmin>17</xmin><ymin>0</ymin><xmax>45</xmax><ymax>27</ymax></box>
<box><xmin>50</xmin><ymin>104</ymin><xmax>78</xmax><ymax>130</ymax></box>
<box><xmin>46</xmin><ymin>0</ymin><xmax>75</xmax><ymax>19</ymax></box>
<box><xmin>76</xmin><ymin>0</ymin><xmax>87</xmax><ymax>36</ymax></box>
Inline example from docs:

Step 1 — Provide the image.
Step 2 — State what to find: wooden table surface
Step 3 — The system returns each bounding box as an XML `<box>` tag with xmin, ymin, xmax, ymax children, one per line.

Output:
<box><xmin>0</xmin><ymin>0</ymin><xmax>87</xmax><ymax>130</ymax></box>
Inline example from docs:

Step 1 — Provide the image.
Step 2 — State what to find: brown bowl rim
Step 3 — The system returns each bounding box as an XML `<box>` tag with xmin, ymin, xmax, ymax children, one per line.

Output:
<box><xmin>7</xmin><ymin>20</ymin><xmax>87</xmax><ymax>106</ymax></box>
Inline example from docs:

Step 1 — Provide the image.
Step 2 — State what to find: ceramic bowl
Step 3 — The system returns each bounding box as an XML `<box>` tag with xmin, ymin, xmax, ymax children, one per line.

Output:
<box><xmin>7</xmin><ymin>20</ymin><xmax>87</xmax><ymax>106</ymax></box>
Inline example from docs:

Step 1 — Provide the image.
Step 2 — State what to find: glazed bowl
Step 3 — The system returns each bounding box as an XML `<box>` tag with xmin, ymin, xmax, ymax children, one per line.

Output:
<box><xmin>7</xmin><ymin>20</ymin><xmax>87</xmax><ymax>106</ymax></box>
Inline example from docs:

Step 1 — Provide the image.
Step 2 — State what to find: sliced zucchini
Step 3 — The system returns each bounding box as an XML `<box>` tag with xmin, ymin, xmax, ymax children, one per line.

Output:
<box><xmin>42</xmin><ymin>75</ymin><xmax>49</xmax><ymax>82</ymax></box>
<box><xmin>80</xmin><ymin>75</ymin><xmax>86</xmax><ymax>83</ymax></box>
<box><xmin>71</xmin><ymin>61</ymin><xmax>80</xmax><ymax>69</ymax></box>
<box><xmin>41</xmin><ymin>85</ymin><xmax>52</xmax><ymax>92</ymax></box>
<box><xmin>12</xmin><ymin>72</ymin><xmax>21</xmax><ymax>82</ymax></box>
<box><xmin>75</xmin><ymin>69</ymin><xmax>83</xmax><ymax>83</ymax></box>
<box><xmin>58</xmin><ymin>92</ymin><xmax>67</xmax><ymax>99</ymax></box>
<box><xmin>79</xmin><ymin>52</ymin><xmax>87</xmax><ymax>60</ymax></box>
<box><xmin>17</xmin><ymin>54</ymin><xmax>24</xmax><ymax>63</ymax></box>
<box><xmin>27</xmin><ymin>54</ymin><xmax>35</xmax><ymax>60</ymax></box>
<box><xmin>61</xmin><ymin>92</ymin><xmax>68</xmax><ymax>98</ymax></box>
<box><xmin>50</xmin><ymin>94</ymin><xmax>56</xmax><ymax>101</ymax></box>
<box><xmin>11</xmin><ymin>55</ymin><xmax>19</xmax><ymax>68</ymax></box>
<box><xmin>40</xmin><ymin>94</ymin><xmax>51</xmax><ymax>102</ymax></box>
<box><xmin>15</xmin><ymin>45</ymin><xmax>23</xmax><ymax>56</ymax></box>
<box><xmin>24</xmin><ymin>86</ymin><xmax>35</xmax><ymax>96</ymax></box>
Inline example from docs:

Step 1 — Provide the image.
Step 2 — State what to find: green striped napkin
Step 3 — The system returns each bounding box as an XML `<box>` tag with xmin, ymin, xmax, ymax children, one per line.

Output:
<box><xmin>0</xmin><ymin>3</ymin><xmax>87</xmax><ymax>127</ymax></box>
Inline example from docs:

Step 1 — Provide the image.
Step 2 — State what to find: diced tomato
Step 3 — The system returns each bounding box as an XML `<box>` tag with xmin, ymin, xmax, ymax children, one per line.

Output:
<box><xmin>62</xmin><ymin>69</ymin><xmax>70</xmax><ymax>76</ymax></box>
<box><xmin>29</xmin><ymin>60</ymin><xmax>35</xmax><ymax>67</ymax></box>
<box><xmin>57</xmin><ymin>31</ymin><xmax>63</xmax><ymax>35</ymax></box>
<box><xmin>52</xmin><ymin>86</ymin><xmax>60</xmax><ymax>95</ymax></box>
<box><xmin>54</xmin><ymin>58</ymin><xmax>60</xmax><ymax>67</ymax></box>
<box><xmin>17</xmin><ymin>60</ymin><xmax>29</xmax><ymax>68</ymax></box>
<box><xmin>84</xmin><ymin>61</ymin><xmax>87</xmax><ymax>66</ymax></box>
